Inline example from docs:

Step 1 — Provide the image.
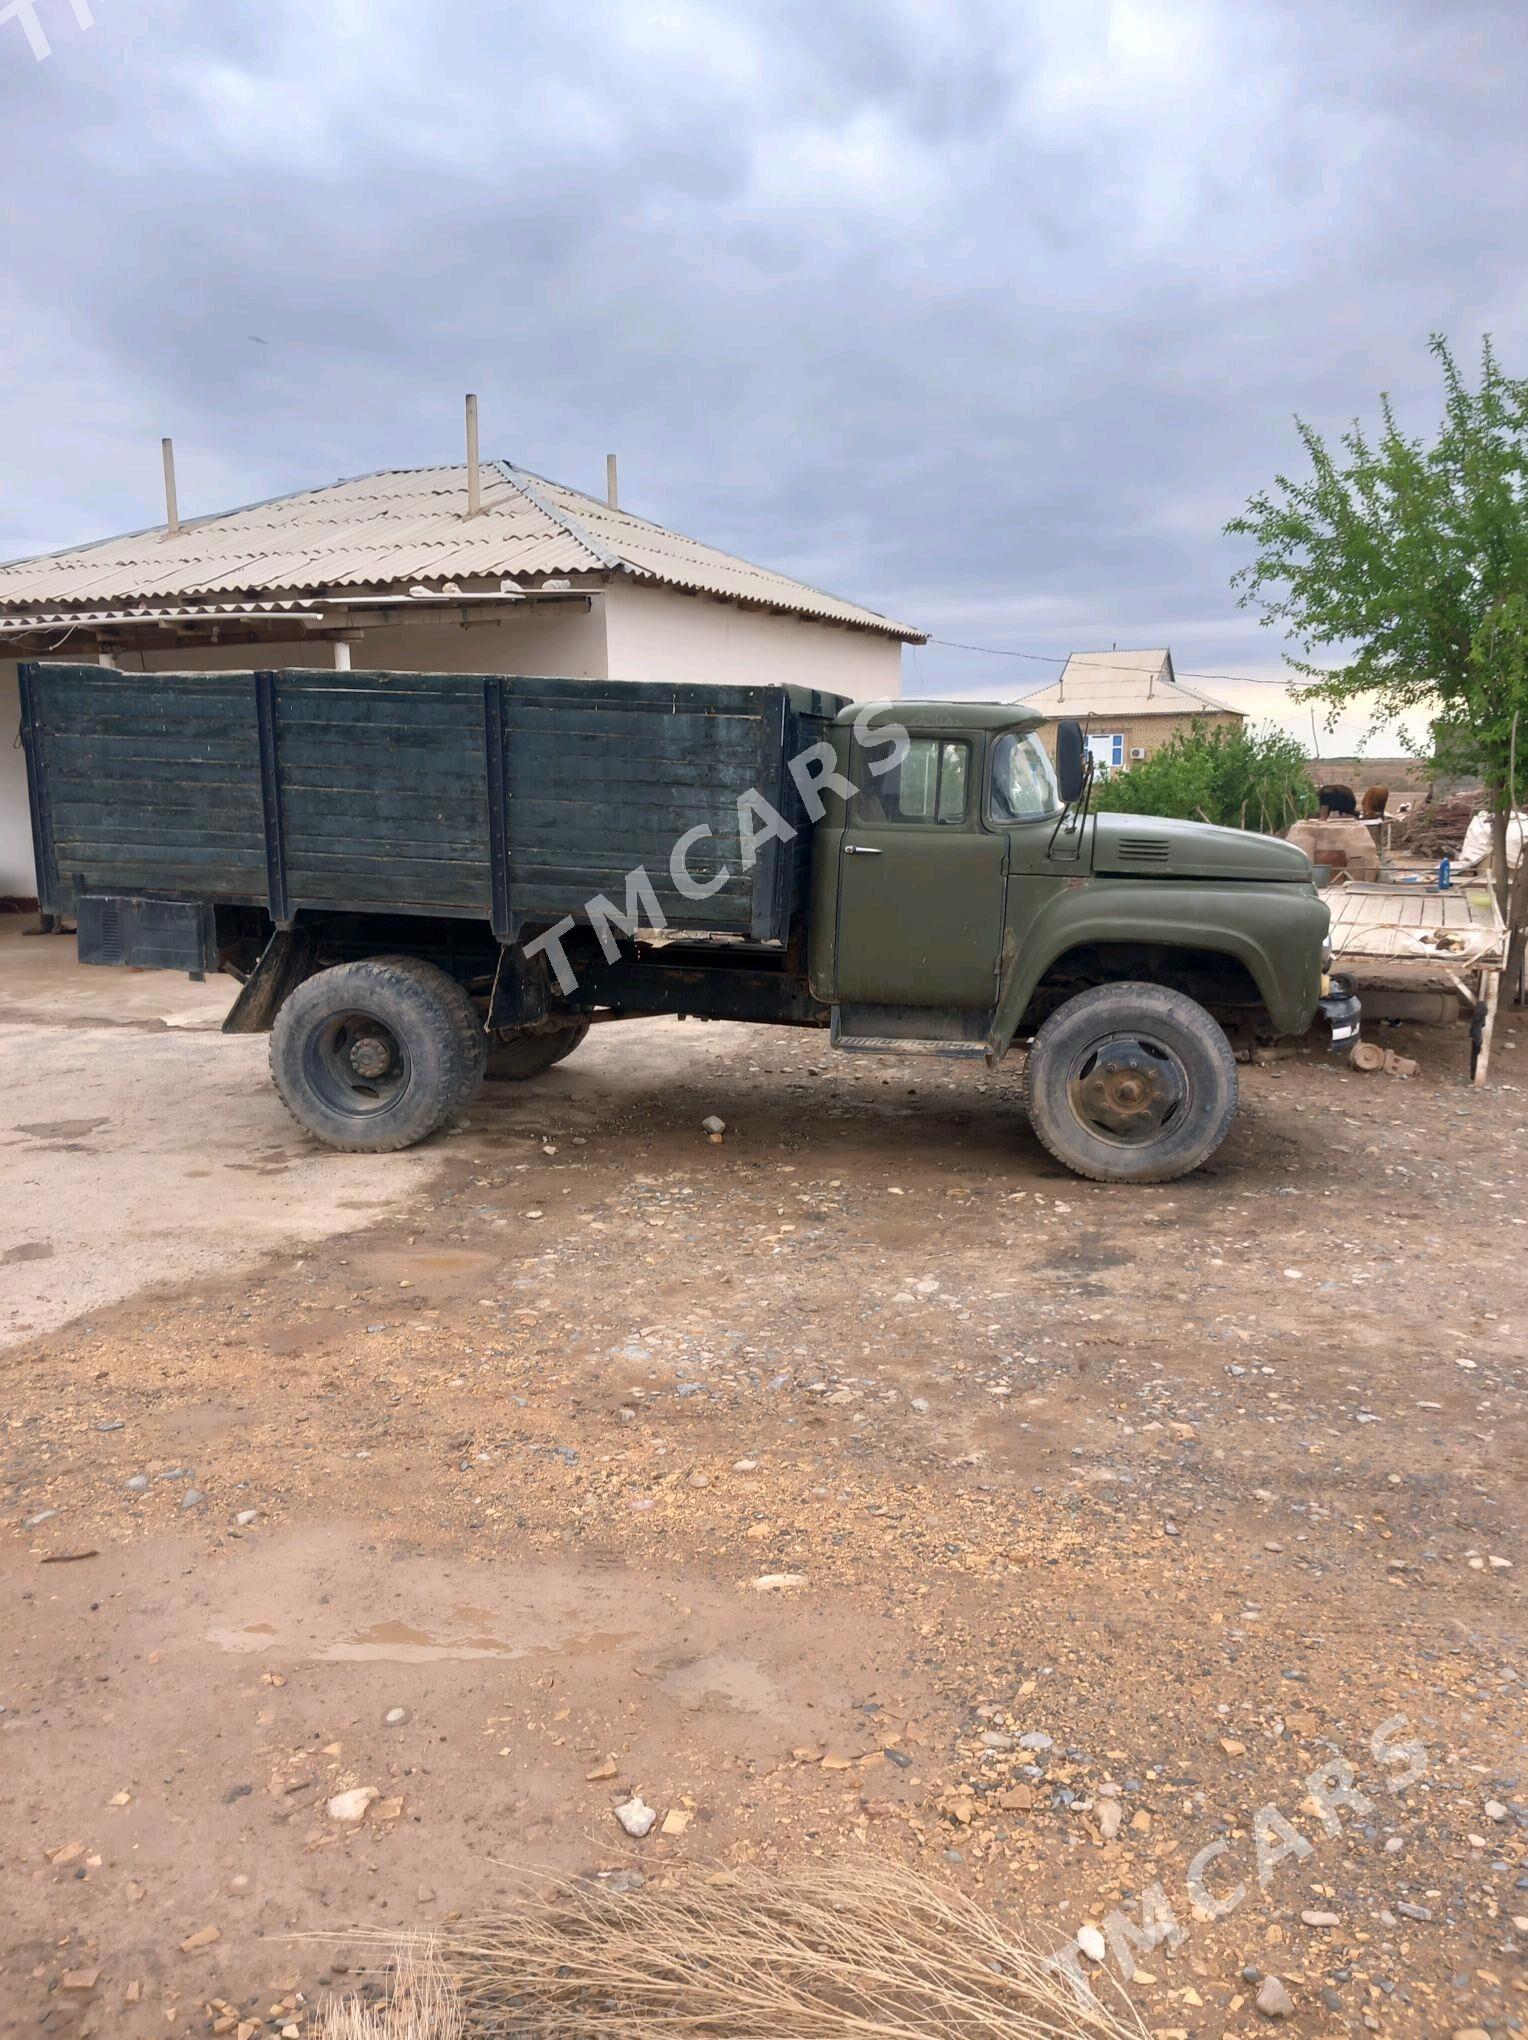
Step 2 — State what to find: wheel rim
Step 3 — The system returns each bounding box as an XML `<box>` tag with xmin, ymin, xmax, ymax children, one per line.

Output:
<box><xmin>302</xmin><ymin>1009</ymin><xmax>412</xmax><ymax>1117</ymax></box>
<box><xmin>1065</xmin><ymin>1030</ymin><xmax>1190</xmax><ymax>1147</ymax></box>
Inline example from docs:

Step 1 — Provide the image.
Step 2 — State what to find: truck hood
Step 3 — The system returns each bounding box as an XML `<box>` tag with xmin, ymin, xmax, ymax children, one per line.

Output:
<box><xmin>1090</xmin><ymin>812</ymin><xmax>1312</xmax><ymax>882</ymax></box>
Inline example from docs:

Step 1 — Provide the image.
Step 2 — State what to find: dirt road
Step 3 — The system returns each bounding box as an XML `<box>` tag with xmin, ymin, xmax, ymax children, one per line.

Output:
<box><xmin>1</xmin><ymin>952</ymin><xmax>1523</xmax><ymax>2037</ymax></box>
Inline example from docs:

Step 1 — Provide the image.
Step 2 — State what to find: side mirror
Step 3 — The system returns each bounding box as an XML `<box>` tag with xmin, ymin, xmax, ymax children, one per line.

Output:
<box><xmin>1055</xmin><ymin>720</ymin><xmax>1086</xmax><ymax>804</ymax></box>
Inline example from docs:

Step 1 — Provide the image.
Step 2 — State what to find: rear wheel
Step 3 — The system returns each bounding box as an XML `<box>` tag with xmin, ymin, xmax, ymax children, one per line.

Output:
<box><xmin>1022</xmin><ymin>981</ymin><xmax>1238</xmax><ymax>1183</ymax></box>
<box><xmin>270</xmin><ymin>956</ymin><xmax>486</xmax><ymax>1152</ymax></box>
<box><xmin>485</xmin><ymin>1021</ymin><xmax>590</xmax><ymax>1081</ymax></box>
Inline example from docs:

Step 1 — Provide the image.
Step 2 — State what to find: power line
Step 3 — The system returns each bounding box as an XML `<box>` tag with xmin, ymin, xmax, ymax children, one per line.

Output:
<box><xmin>927</xmin><ymin>636</ymin><xmax>1300</xmax><ymax>687</ymax></box>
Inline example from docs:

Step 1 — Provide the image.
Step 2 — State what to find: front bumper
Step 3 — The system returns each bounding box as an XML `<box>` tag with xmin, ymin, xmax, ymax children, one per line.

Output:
<box><xmin>1317</xmin><ymin>974</ymin><xmax>1361</xmax><ymax>1051</ymax></box>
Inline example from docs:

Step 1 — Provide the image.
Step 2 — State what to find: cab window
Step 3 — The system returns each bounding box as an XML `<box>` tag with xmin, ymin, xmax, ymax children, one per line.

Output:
<box><xmin>988</xmin><ymin>730</ymin><xmax>1061</xmax><ymax>822</ymax></box>
<box><xmin>863</xmin><ymin>736</ymin><xmax>970</xmax><ymax>825</ymax></box>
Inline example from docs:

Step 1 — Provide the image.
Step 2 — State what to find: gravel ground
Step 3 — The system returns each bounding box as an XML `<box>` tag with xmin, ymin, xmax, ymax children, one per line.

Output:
<box><xmin>1</xmin><ymin>965</ymin><xmax>1523</xmax><ymax>2039</ymax></box>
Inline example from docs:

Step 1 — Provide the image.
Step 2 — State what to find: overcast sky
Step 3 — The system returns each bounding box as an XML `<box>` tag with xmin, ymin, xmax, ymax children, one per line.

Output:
<box><xmin>3</xmin><ymin>0</ymin><xmax>1524</xmax><ymax>749</ymax></box>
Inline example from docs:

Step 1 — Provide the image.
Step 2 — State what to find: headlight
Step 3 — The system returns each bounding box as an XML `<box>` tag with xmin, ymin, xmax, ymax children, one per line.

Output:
<box><xmin>1321</xmin><ymin>939</ymin><xmax>1334</xmax><ymax>973</ymax></box>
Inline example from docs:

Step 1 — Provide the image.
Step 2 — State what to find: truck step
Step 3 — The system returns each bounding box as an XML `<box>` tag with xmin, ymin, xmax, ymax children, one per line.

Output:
<box><xmin>833</xmin><ymin>1034</ymin><xmax>988</xmax><ymax>1059</ymax></box>
<box><xmin>830</xmin><ymin>1002</ymin><xmax>991</xmax><ymax>1057</ymax></box>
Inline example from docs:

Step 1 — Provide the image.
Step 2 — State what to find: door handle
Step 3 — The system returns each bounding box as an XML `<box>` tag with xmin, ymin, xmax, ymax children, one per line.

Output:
<box><xmin>844</xmin><ymin>844</ymin><xmax>883</xmax><ymax>856</ymax></box>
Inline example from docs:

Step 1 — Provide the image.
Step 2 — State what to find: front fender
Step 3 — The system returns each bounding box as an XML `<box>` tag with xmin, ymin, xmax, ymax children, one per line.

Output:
<box><xmin>989</xmin><ymin>880</ymin><xmax>1329</xmax><ymax>1050</ymax></box>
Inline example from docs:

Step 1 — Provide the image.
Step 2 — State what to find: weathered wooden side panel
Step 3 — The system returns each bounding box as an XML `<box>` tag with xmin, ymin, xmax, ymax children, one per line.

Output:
<box><xmin>20</xmin><ymin>666</ymin><xmax>267</xmax><ymax>912</ymax></box>
<box><xmin>275</xmin><ymin>673</ymin><xmax>491</xmax><ymax>915</ymax></box>
<box><xmin>21</xmin><ymin>664</ymin><xmax>852</xmax><ymax>945</ymax></box>
<box><xmin>500</xmin><ymin>677</ymin><xmax>768</xmax><ymax>932</ymax></box>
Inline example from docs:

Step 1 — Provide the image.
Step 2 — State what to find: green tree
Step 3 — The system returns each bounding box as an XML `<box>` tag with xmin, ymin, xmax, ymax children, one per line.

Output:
<box><xmin>1226</xmin><ymin>335</ymin><xmax>1528</xmax><ymax>984</ymax></box>
<box><xmin>1090</xmin><ymin>718</ymin><xmax>1315</xmax><ymax>833</ymax></box>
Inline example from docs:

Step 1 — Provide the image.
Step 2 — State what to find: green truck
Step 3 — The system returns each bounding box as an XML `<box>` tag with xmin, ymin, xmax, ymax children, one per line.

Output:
<box><xmin>18</xmin><ymin>663</ymin><xmax>1357</xmax><ymax>1183</ymax></box>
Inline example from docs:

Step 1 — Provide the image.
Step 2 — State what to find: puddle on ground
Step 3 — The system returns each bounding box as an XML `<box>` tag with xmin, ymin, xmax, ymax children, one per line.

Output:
<box><xmin>15</xmin><ymin>1118</ymin><xmax>110</xmax><ymax>1140</ymax></box>
<box><xmin>209</xmin><ymin>1622</ymin><xmax>277</xmax><ymax>1653</ymax></box>
<box><xmin>655</xmin><ymin>1652</ymin><xmax>781</xmax><ymax>1716</ymax></box>
<box><xmin>160</xmin><ymin>1401</ymin><xmax>246</xmax><ymax>1444</ymax></box>
<box><xmin>328</xmin><ymin>1621</ymin><xmax>637</xmax><ymax>1664</ymax></box>
<box><xmin>209</xmin><ymin>1606</ymin><xmax>638</xmax><ymax>1665</ymax></box>
<box><xmin>353</xmin><ymin>1248</ymin><xmax>499</xmax><ymax>1282</ymax></box>
<box><xmin>1046</xmin><ymin>1233</ymin><xmax>1133</xmax><ymax>1274</ymax></box>
<box><xmin>325</xmin><ymin>1619</ymin><xmax>514</xmax><ymax>1663</ymax></box>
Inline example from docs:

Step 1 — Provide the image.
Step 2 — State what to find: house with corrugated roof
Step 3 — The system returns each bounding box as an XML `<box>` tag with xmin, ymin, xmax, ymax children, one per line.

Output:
<box><xmin>1017</xmin><ymin>648</ymin><xmax>1243</xmax><ymax>771</ymax></box>
<box><xmin>0</xmin><ymin>457</ymin><xmax>922</xmax><ymax>899</ymax></box>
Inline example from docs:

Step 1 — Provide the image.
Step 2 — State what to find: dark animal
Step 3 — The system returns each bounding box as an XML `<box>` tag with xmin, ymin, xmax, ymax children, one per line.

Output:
<box><xmin>1318</xmin><ymin>784</ymin><xmax>1358</xmax><ymax>818</ymax></box>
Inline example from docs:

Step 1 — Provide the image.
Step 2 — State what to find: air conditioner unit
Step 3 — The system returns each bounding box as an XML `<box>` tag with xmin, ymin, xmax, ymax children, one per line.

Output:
<box><xmin>1129</xmin><ymin>746</ymin><xmax>1147</xmax><ymax>761</ymax></box>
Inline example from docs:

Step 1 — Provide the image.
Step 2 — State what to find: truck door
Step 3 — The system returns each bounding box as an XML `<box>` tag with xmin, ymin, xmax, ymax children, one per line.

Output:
<box><xmin>833</xmin><ymin>733</ymin><xmax>1006</xmax><ymax>1009</ymax></box>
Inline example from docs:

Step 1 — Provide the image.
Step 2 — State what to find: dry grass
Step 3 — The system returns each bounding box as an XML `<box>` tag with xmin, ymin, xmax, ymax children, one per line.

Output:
<box><xmin>316</xmin><ymin>1936</ymin><xmax>462</xmax><ymax>2040</ymax></box>
<box><xmin>325</xmin><ymin>1859</ymin><xmax>1142</xmax><ymax>2040</ymax></box>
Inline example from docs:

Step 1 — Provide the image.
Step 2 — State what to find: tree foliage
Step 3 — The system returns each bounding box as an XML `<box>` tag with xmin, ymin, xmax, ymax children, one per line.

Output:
<box><xmin>1090</xmin><ymin>718</ymin><xmax>1314</xmax><ymax>833</ymax></box>
<box><xmin>1226</xmin><ymin>335</ymin><xmax>1528</xmax><ymax>953</ymax></box>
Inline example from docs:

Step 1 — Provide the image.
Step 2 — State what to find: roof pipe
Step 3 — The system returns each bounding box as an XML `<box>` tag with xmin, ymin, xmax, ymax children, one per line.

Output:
<box><xmin>465</xmin><ymin>395</ymin><xmax>482</xmax><ymax>517</ymax></box>
<box><xmin>162</xmin><ymin>438</ymin><xmax>180</xmax><ymax>537</ymax></box>
<box><xmin>606</xmin><ymin>453</ymin><xmax>619</xmax><ymax>509</ymax></box>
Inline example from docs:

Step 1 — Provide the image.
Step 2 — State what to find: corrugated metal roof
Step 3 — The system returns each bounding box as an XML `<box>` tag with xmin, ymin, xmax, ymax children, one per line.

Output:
<box><xmin>1017</xmin><ymin>648</ymin><xmax>1238</xmax><ymax>718</ymax></box>
<box><xmin>0</xmin><ymin>461</ymin><xmax>923</xmax><ymax>640</ymax></box>
<box><xmin>0</xmin><ymin>600</ymin><xmax>325</xmax><ymax>633</ymax></box>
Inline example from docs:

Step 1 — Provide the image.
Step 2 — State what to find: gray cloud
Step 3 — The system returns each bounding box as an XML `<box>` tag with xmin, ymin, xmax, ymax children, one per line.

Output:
<box><xmin>2</xmin><ymin>0</ymin><xmax>1524</xmax><ymax>732</ymax></box>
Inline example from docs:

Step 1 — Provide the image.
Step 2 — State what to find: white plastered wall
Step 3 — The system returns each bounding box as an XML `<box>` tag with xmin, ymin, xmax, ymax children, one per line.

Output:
<box><xmin>601</xmin><ymin>581</ymin><xmax>905</xmax><ymax>701</ymax></box>
<box><xmin>0</xmin><ymin>661</ymin><xmax>35</xmax><ymax>896</ymax></box>
<box><xmin>120</xmin><ymin>597</ymin><xmax>611</xmax><ymax>683</ymax></box>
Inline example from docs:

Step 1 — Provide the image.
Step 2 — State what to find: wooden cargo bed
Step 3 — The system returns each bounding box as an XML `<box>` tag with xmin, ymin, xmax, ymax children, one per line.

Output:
<box><xmin>20</xmin><ymin>665</ymin><xmax>847</xmax><ymax>947</ymax></box>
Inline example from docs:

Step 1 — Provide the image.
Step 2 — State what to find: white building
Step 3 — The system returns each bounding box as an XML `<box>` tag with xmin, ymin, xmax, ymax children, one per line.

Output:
<box><xmin>0</xmin><ymin>460</ymin><xmax>921</xmax><ymax>898</ymax></box>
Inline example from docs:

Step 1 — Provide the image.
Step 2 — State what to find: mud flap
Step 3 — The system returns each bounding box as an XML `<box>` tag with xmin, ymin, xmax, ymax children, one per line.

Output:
<box><xmin>222</xmin><ymin>926</ymin><xmax>318</xmax><ymax>1034</ymax></box>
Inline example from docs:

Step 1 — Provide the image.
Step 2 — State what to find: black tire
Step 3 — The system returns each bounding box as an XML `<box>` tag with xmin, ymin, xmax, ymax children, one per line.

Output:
<box><xmin>373</xmin><ymin>953</ymin><xmax>488</xmax><ymax>1095</ymax></box>
<box><xmin>1021</xmin><ymin>981</ymin><xmax>1238</xmax><ymax>1184</ymax></box>
<box><xmin>270</xmin><ymin>956</ymin><xmax>486</xmax><ymax>1152</ymax></box>
<box><xmin>485</xmin><ymin>1022</ymin><xmax>590</xmax><ymax>1082</ymax></box>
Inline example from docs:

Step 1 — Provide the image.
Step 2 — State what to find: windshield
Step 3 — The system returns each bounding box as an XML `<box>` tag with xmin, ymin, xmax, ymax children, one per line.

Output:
<box><xmin>989</xmin><ymin>730</ymin><xmax>1061</xmax><ymax>821</ymax></box>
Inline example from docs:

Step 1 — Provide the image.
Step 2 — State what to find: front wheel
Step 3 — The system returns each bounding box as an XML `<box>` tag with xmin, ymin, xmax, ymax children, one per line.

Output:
<box><xmin>270</xmin><ymin>956</ymin><xmax>486</xmax><ymax>1152</ymax></box>
<box><xmin>1021</xmin><ymin>982</ymin><xmax>1238</xmax><ymax>1184</ymax></box>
